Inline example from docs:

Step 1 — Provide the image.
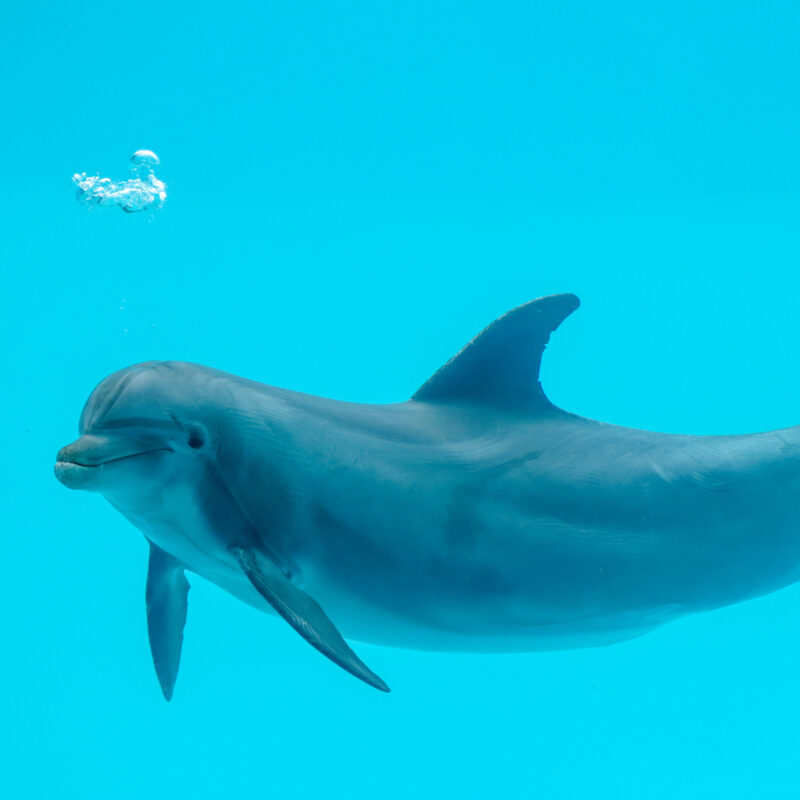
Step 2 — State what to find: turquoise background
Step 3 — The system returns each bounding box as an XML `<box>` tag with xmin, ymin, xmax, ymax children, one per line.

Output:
<box><xmin>3</xmin><ymin>2</ymin><xmax>800</xmax><ymax>797</ymax></box>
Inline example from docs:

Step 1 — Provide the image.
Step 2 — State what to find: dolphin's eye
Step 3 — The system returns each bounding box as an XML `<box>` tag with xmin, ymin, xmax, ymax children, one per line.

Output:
<box><xmin>187</xmin><ymin>427</ymin><xmax>205</xmax><ymax>449</ymax></box>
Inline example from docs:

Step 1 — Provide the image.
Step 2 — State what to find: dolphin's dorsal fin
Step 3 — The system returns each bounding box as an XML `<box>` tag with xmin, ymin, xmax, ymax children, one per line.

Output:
<box><xmin>412</xmin><ymin>293</ymin><xmax>580</xmax><ymax>411</ymax></box>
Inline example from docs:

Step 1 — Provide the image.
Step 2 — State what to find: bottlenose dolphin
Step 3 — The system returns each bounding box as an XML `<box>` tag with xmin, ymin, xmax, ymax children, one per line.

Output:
<box><xmin>54</xmin><ymin>294</ymin><xmax>800</xmax><ymax>699</ymax></box>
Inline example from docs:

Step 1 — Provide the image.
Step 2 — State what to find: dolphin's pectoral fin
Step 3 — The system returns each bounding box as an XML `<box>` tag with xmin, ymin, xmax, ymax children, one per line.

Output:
<box><xmin>231</xmin><ymin>546</ymin><xmax>390</xmax><ymax>693</ymax></box>
<box><xmin>412</xmin><ymin>292</ymin><xmax>580</xmax><ymax>412</ymax></box>
<box><xmin>145</xmin><ymin>542</ymin><xmax>190</xmax><ymax>701</ymax></box>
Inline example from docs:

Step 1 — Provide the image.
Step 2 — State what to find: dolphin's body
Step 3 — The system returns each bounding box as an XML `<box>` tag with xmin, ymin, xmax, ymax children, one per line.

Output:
<box><xmin>55</xmin><ymin>295</ymin><xmax>800</xmax><ymax>698</ymax></box>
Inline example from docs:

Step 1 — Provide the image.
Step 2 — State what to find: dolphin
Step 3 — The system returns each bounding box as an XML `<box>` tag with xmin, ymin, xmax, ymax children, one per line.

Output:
<box><xmin>54</xmin><ymin>294</ymin><xmax>800</xmax><ymax>699</ymax></box>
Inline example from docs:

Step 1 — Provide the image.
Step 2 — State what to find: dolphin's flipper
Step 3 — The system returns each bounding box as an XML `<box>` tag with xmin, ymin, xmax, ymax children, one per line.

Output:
<box><xmin>412</xmin><ymin>292</ymin><xmax>580</xmax><ymax>411</ymax></box>
<box><xmin>145</xmin><ymin>542</ymin><xmax>190</xmax><ymax>701</ymax></box>
<box><xmin>232</xmin><ymin>546</ymin><xmax>390</xmax><ymax>693</ymax></box>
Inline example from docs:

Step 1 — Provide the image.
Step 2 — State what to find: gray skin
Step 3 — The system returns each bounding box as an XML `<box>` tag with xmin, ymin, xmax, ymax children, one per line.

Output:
<box><xmin>54</xmin><ymin>294</ymin><xmax>800</xmax><ymax>698</ymax></box>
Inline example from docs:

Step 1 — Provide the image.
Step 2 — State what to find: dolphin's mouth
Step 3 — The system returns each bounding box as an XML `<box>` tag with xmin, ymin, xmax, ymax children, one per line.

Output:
<box><xmin>56</xmin><ymin>448</ymin><xmax>171</xmax><ymax>468</ymax></box>
<box><xmin>53</xmin><ymin>459</ymin><xmax>100</xmax><ymax>489</ymax></box>
<box><xmin>54</xmin><ymin>434</ymin><xmax>173</xmax><ymax>489</ymax></box>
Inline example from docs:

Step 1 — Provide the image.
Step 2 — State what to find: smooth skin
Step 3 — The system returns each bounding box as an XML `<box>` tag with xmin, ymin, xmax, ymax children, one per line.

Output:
<box><xmin>55</xmin><ymin>295</ymin><xmax>800</xmax><ymax>698</ymax></box>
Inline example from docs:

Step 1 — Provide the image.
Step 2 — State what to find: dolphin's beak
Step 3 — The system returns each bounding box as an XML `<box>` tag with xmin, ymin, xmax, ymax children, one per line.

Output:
<box><xmin>55</xmin><ymin>436</ymin><xmax>106</xmax><ymax>489</ymax></box>
<box><xmin>54</xmin><ymin>434</ymin><xmax>171</xmax><ymax>490</ymax></box>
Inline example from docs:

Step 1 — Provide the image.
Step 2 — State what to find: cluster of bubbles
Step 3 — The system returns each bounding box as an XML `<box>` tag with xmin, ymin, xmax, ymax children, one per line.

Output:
<box><xmin>72</xmin><ymin>150</ymin><xmax>167</xmax><ymax>213</ymax></box>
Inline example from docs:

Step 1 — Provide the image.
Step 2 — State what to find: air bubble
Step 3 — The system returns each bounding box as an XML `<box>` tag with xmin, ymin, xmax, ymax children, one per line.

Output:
<box><xmin>72</xmin><ymin>150</ymin><xmax>167</xmax><ymax>214</ymax></box>
<box><xmin>131</xmin><ymin>150</ymin><xmax>160</xmax><ymax>179</ymax></box>
<box><xmin>131</xmin><ymin>149</ymin><xmax>160</xmax><ymax>166</ymax></box>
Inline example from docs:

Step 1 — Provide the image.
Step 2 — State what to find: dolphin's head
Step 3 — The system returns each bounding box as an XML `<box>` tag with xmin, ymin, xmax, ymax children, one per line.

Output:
<box><xmin>55</xmin><ymin>362</ymin><xmax>219</xmax><ymax>508</ymax></box>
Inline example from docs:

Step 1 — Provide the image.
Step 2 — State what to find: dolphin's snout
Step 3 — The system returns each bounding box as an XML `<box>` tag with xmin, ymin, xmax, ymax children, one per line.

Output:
<box><xmin>54</xmin><ymin>433</ymin><xmax>172</xmax><ymax>490</ymax></box>
<box><xmin>55</xmin><ymin>435</ymin><xmax>107</xmax><ymax>489</ymax></box>
<box><xmin>57</xmin><ymin>435</ymin><xmax>110</xmax><ymax>467</ymax></box>
<box><xmin>56</xmin><ymin>441</ymin><xmax>78</xmax><ymax>465</ymax></box>
<box><xmin>55</xmin><ymin>441</ymin><xmax>99</xmax><ymax>490</ymax></box>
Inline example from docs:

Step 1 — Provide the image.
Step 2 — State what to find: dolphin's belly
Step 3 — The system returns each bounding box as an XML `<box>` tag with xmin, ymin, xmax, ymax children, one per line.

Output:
<box><xmin>292</xmin><ymin>558</ymin><xmax>683</xmax><ymax>652</ymax></box>
<box><xmin>281</xmin><ymin>453</ymin><xmax>800</xmax><ymax>651</ymax></box>
<box><xmin>134</xmin><ymin>499</ymin><xmax>686</xmax><ymax>652</ymax></box>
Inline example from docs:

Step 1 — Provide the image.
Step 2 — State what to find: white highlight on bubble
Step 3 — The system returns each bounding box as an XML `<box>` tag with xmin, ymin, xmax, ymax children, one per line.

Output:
<box><xmin>131</xmin><ymin>150</ymin><xmax>160</xmax><ymax>168</ymax></box>
<box><xmin>72</xmin><ymin>150</ymin><xmax>167</xmax><ymax>213</ymax></box>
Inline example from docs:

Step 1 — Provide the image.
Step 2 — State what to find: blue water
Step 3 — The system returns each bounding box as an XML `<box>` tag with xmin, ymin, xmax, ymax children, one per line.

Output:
<box><xmin>4</xmin><ymin>2</ymin><xmax>800</xmax><ymax>797</ymax></box>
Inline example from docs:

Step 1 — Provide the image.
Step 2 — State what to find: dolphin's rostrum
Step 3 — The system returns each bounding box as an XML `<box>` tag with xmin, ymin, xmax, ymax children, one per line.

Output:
<box><xmin>55</xmin><ymin>295</ymin><xmax>800</xmax><ymax>699</ymax></box>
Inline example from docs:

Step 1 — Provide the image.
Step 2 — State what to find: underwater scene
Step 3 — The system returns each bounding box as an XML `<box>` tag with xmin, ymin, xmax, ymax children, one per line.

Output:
<box><xmin>3</xmin><ymin>2</ymin><xmax>800</xmax><ymax>798</ymax></box>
